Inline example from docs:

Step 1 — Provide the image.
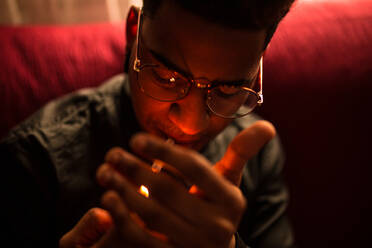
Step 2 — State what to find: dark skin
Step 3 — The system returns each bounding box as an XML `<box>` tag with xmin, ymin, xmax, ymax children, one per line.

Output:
<box><xmin>60</xmin><ymin>3</ymin><xmax>275</xmax><ymax>248</ymax></box>
<box><xmin>61</xmin><ymin>123</ymin><xmax>275</xmax><ymax>248</ymax></box>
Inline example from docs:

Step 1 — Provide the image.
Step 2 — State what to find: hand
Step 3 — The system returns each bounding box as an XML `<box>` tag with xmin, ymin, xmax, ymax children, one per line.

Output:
<box><xmin>214</xmin><ymin>120</ymin><xmax>276</xmax><ymax>186</ymax></box>
<box><xmin>96</xmin><ymin>120</ymin><xmax>275</xmax><ymax>248</ymax></box>
<box><xmin>59</xmin><ymin>208</ymin><xmax>112</xmax><ymax>248</ymax></box>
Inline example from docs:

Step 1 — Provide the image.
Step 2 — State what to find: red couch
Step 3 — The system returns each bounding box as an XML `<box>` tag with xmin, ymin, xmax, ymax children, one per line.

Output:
<box><xmin>1</xmin><ymin>1</ymin><xmax>371</xmax><ymax>247</ymax></box>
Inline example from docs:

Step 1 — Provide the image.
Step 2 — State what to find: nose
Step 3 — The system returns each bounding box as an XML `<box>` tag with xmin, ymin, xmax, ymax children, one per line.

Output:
<box><xmin>168</xmin><ymin>87</ymin><xmax>210</xmax><ymax>135</ymax></box>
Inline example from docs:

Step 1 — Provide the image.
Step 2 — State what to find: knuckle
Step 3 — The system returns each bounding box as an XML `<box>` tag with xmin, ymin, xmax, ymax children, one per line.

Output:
<box><xmin>236</xmin><ymin>190</ymin><xmax>247</xmax><ymax>212</ymax></box>
<box><xmin>229</xmin><ymin>187</ymin><xmax>247</xmax><ymax>213</ymax></box>
<box><xmin>208</xmin><ymin>219</ymin><xmax>235</xmax><ymax>246</ymax></box>
<box><xmin>221</xmin><ymin>187</ymin><xmax>246</xmax><ymax>225</ymax></box>
<box><xmin>105</xmin><ymin>171</ymin><xmax>121</xmax><ymax>188</ymax></box>
<box><xmin>116</xmin><ymin>157</ymin><xmax>138</xmax><ymax>178</ymax></box>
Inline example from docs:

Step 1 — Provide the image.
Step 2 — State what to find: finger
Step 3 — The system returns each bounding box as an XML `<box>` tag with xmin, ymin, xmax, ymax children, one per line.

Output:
<box><xmin>129</xmin><ymin>133</ymin><xmax>233</xmax><ymax>201</ymax></box>
<box><xmin>102</xmin><ymin>149</ymin><xmax>235</xmax><ymax>237</ymax></box>
<box><xmin>104</xmin><ymin>150</ymin><xmax>211</xmax><ymax>223</ymax></box>
<box><xmin>97</xmin><ymin>164</ymin><xmax>204</xmax><ymax>248</ymax></box>
<box><xmin>216</xmin><ymin>120</ymin><xmax>276</xmax><ymax>186</ymax></box>
<box><xmin>105</xmin><ymin>147</ymin><xmax>189</xmax><ymax>187</ymax></box>
<box><xmin>59</xmin><ymin>208</ymin><xmax>112</xmax><ymax>248</ymax></box>
<box><xmin>105</xmin><ymin>147</ymin><xmax>188</xmax><ymax>188</ymax></box>
<box><xmin>99</xmin><ymin>191</ymin><xmax>173</xmax><ymax>248</ymax></box>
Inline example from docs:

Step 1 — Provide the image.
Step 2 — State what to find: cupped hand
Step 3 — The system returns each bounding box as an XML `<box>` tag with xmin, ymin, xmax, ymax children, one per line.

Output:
<box><xmin>95</xmin><ymin>120</ymin><xmax>275</xmax><ymax>248</ymax></box>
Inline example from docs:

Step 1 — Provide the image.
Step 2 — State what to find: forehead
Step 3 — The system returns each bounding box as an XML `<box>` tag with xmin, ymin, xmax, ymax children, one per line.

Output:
<box><xmin>141</xmin><ymin>2</ymin><xmax>266</xmax><ymax>82</ymax></box>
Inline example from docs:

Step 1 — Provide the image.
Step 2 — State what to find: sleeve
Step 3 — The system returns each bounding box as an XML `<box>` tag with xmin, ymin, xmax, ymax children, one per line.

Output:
<box><xmin>237</xmin><ymin>135</ymin><xmax>295</xmax><ymax>248</ymax></box>
<box><xmin>0</xmin><ymin>133</ymin><xmax>59</xmax><ymax>247</ymax></box>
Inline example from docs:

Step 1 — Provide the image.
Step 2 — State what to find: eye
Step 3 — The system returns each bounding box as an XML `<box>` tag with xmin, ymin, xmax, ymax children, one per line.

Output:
<box><xmin>150</xmin><ymin>67</ymin><xmax>178</xmax><ymax>88</ymax></box>
<box><xmin>215</xmin><ymin>84</ymin><xmax>241</xmax><ymax>97</ymax></box>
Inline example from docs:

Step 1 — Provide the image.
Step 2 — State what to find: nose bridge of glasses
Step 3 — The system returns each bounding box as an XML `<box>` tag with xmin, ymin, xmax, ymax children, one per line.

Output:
<box><xmin>193</xmin><ymin>79</ymin><xmax>212</xmax><ymax>90</ymax></box>
<box><xmin>186</xmin><ymin>77</ymin><xmax>213</xmax><ymax>99</ymax></box>
<box><xmin>166</xmin><ymin>73</ymin><xmax>211</xmax><ymax>98</ymax></box>
<box><xmin>190</xmin><ymin>79</ymin><xmax>214</xmax><ymax>104</ymax></box>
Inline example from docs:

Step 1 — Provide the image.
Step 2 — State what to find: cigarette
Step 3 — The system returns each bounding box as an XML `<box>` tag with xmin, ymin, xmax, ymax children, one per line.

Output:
<box><xmin>151</xmin><ymin>138</ymin><xmax>174</xmax><ymax>173</ymax></box>
<box><xmin>139</xmin><ymin>139</ymin><xmax>174</xmax><ymax>198</ymax></box>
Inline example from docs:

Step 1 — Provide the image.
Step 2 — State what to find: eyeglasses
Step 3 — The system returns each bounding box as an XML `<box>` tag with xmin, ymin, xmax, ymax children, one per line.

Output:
<box><xmin>133</xmin><ymin>8</ymin><xmax>263</xmax><ymax>119</ymax></box>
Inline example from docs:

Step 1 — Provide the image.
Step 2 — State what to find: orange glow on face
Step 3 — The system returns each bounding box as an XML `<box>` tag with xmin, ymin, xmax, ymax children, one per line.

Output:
<box><xmin>139</xmin><ymin>185</ymin><xmax>149</xmax><ymax>198</ymax></box>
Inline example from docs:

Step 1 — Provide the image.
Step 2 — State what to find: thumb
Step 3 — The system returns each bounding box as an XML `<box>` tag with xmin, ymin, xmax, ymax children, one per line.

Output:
<box><xmin>59</xmin><ymin>208</ymin><xmax>113</xmax><ymax>248</ymax></box>
<box><xmin>214</xmin><ymin>120</ymin><xmax>276</xmax><ymax>186</ymax></box>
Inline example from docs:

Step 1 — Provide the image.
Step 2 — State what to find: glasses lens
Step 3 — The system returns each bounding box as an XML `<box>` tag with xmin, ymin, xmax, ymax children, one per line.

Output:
<box><xmin>207</xmin><ymin>87</ymin><xmax>259</xmax><ymax>118</ymax></box>
<box><xmin>137</xmin><ymin>66</ymin><xmax>189</xmax><ymax>101</ymax></box>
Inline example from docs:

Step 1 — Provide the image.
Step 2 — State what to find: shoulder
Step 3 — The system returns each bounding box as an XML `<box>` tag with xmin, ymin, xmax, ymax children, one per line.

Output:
<box><xmin>1</xmin><ymin>74</ymin><xmax>127</xmax><ymax>148</ymax></box>
<box><xmin>0</xmin><ymin>72</ymin><xmax>129</xmax><ymax>212</ymax></box>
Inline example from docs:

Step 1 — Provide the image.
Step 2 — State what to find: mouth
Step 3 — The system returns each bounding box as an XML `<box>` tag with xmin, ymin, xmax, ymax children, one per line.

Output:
<box><xmin>144</xmin><ymin>118</ymin><xmax>207</xmax><ymax>150</ymax></box>
<box><xmin>156</xmin><ymin>129</ymin><xmax>201</xmax><ymax>148</ymax></box>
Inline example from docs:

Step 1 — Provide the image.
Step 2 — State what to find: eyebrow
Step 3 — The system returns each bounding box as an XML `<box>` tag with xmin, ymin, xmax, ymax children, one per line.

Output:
<box><xmin>147</xmin><ymin>48</ymin><xmax>256</xmax><ymax>86</ymax></box>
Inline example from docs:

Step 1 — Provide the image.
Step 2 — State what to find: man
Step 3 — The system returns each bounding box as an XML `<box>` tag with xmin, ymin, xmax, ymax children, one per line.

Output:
<box><xmin>1</xmin><ymin>0</ymin><xmax>295</xmax><ymax>247</ymax></box>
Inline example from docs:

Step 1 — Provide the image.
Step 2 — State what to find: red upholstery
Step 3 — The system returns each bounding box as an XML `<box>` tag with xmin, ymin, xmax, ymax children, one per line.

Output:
<box><xmin>0</xmin><ymin>1</ymin><xmax>371</xmax><ymax>247</ymax></box>
<box><xmin>0</xmin><ymin>23</ymin><xmax>125</xmax><ymax>138</ymax></box>
<box><xmin>260</xmin><ymin>1</ymin><xmax>372</xmax><ymax>247</ymax></box>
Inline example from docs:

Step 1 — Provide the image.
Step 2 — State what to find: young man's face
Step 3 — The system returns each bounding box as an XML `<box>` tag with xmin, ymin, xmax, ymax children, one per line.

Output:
<box><xmin>127</xmin><ymin>3</ymin><xmax>266</xmax><ymax>151</ymax></box>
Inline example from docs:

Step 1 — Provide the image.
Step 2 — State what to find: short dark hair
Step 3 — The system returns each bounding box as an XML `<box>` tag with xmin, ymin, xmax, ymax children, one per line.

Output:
<box><xmin>124</xmin><ymin>0</ymin><xmax>295</xmax><ymax>73</ymax></box>
<box><xmin>143</xmin><ymin>0</ymin><xmax>295</xmax><ymax>47</ymax></box>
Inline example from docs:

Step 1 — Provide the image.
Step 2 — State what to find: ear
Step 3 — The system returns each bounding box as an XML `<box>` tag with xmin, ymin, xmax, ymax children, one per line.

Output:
<box><xmin>126</xmin><ymin>6</ymin><xmax>140</xmax><ymax>48</ymax></box>
<box><xmin>124</xmin><ymin>6</ymin><xmax>140</xmax><ymax>73</ymax></box>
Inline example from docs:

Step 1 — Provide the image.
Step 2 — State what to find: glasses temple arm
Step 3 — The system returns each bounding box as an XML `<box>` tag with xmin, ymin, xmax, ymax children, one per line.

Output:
<box><xmin>257</xmin><ymin>57</ymin><xmax>263</xmax><ymax>105</ymax></box>
<box><xmin>133</xmin><ymin>8</ymin><xmax>142</xmax><ymax>72</ymax></box>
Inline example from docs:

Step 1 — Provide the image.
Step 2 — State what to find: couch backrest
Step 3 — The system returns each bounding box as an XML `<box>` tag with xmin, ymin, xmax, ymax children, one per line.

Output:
<box><xmin>260</xmin><ymin>1</ymin><xmax>372</xmax><ymax>247</ymax></box>
<box><xmin>0</xmin><ymin>23</ymin><xmax>125</xmax><ymax>138</ymax></box>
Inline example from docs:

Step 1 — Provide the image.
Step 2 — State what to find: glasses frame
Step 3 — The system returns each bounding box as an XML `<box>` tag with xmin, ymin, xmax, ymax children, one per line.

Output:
<box><xmin>133</xmin><ymin>8</ymin><xmax>263</xmax><ymax>118</ymax></box>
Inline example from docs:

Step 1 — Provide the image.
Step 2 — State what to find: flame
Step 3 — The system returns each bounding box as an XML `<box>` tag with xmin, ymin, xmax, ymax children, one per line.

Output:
<box><xmin>139</xmin><ymin>185</ymin><xmax>149</xmax><ymax>198</ymax></box>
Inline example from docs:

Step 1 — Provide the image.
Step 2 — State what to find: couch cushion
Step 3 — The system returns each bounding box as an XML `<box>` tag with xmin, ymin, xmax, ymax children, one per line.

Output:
<box><xmin>261</xmin><ymin>0</ymin><xmax>372</xmax><ymax>247</ymax></box>
<box><xmin>0</xmin><ymin>23</ymin><xmax>125</xmax><ymax>139</ymax></box>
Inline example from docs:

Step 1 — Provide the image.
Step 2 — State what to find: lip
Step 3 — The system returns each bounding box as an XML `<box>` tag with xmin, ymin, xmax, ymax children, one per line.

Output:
<box><xmin>157</xmin><ymin>129</ymin><xmax>201</xmax><ymax>146</ymax></box>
